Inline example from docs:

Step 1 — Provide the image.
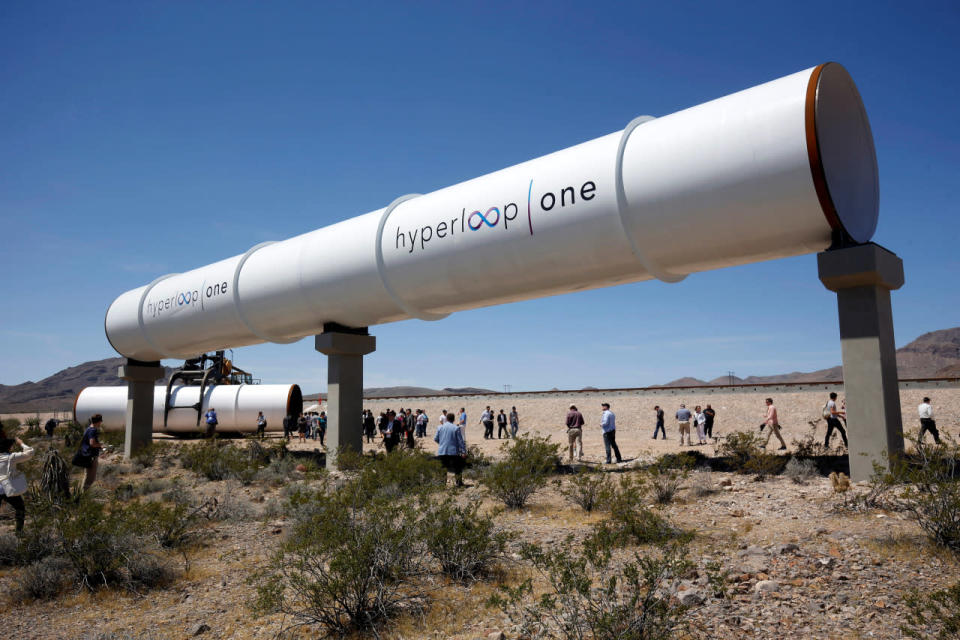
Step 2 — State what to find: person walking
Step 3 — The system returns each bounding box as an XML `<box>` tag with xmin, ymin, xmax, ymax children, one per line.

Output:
<box><xmin>652</xmin><ymin>405</ymin><xmax>666</xmax><ymax>440</ymax></box>
<box><xmin>823</xmin><ymin>392</ymin><xmax>848</xmax><ymax>448</ymax></box>
<box><xmin>693</xmin><ymin>405</ymin><xmax>707</xmax><ymax>445</ymax></box>
<box><xmin>282</xmin><ymin>414</ymin><xmax>294</xmax><ymax>441</ymax></box>
<box><xmin>78</xmin><ymin>414</ymin><xmax>104</xmax><ymax>490</ymax></box>
<box><xmin>480</xmin><ymin>406</ymin><xmax>494</xmax><ymax>440</ymax></box>
<box><xmin>204</xmin><ymin>407</ymin><xmax>219</xmax><ymax>438</ymax></box>
<box><xmin>256</xmin><ymin>411</ymin><xmax>267</xmax><ymax>439</ymax></box>
<box><xmin>435</xmin><ymin>412</ymin><xmax>467</xmax><ymax>487</ymax></box>
<box><xmin>457</xmin><ymin>408</ymin><xmax>468</xmax><ymax>445</ymax></box>
<box><xmin>363</xmin><ymin>410</ymin><xmax>377</xmax><ymax>443</ymax></box>
<box><xmin>317</xmin><ymin>412</ymin><xmax>328</xmax><ymax>447</ymax></box>
<box><xmin>762</xmin><ymin>397</ymin><xmax>787</xmax><ymax>450</ymax></box>
<box><xmin>0</xmin><ymin>436</ymin><xmax>34</xmax><ymax>533</ymax></box>
<box><xmin>918</xmin><ymin>396</ymin><xmax>942</xmax><ymax>445</ymax></box>
<box><xmin>565</xmin><ymin>404</ymin><xmax>585</xmax><ymax>461</ymax></box>
<box><xmin>297</xmin><ymin>413</ymin><xmax>308</xmax><ymax>443</ymax></box>
<box><xmin>509</xmin><ymin>406</ymin><xmax>520</xmax><ymax>438</ymax></box>
<box><xmin>600</xmin><ymin>402</ymin><xmax>622</xmax><ymax>464</ymax></box>
<box><xmin>497</xmin><ymin>409</ymin><xmax>509</xmax><ymax>439</ymax></box>
<box><xmin>676</xmin><ymin>404</ymin><xmax>693</xmax><ymax>446</ymax></box>
<box><xmin>703</xmin><ymin>404</ymin><xmax>717</xmax><ymax>440</ymax></box>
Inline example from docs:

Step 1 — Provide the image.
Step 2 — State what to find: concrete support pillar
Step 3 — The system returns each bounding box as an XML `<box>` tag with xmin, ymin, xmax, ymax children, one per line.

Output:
<box><xmin>315</xmin><ymin>327</ymin><xmax>376</xmax><ymax>466</ymax></box>
<box><xmin>118</xmin><ymin>360</ymin><xmax>165</xmax><ymax>459</ymax></box>
<box><xmin>818</xmin><ymin>243</ymin><xmax>905</xmax><ymax>481</ymax></box>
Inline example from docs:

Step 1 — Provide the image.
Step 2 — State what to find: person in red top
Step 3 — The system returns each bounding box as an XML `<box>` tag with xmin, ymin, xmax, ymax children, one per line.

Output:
<box><xmin>762</xmin><ymin>397</ymin><xmax>787</xmax><ymax>450</ymax></box>
<box><xmin>565</xmin><ymin>405</ymin><xmax>585</xmax><ymax>461</ymax></box>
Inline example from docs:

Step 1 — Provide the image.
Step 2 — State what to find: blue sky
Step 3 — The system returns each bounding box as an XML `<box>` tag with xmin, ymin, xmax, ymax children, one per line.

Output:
<box><xmin>1</xmin><ymin>1</ymin><xmax>958</xmax><ymax>392</ymax></box>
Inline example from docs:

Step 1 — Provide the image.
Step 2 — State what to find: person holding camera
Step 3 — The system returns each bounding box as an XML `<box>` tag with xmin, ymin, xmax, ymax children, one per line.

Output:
<box><xmin>0</xmin><ymin>436</ymin><xmax>34</xmax><ymax>533</ymax></box>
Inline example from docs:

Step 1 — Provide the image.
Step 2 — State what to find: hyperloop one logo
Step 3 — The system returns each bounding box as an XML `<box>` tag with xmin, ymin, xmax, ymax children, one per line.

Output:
<box><xmin>394</xmin><ymin>177</ymin><xmax>597</xmax><ymax>254</ymax></box>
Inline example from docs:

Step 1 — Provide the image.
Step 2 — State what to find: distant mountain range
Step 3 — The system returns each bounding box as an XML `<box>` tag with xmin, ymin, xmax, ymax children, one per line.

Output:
<box><xmin>2</xmin><ymin>327</ymin><xmax>958</xmax><ymax>413</ymax></box>
<box><xmin>658</xmin><ymin>326</ymin><xmax>960</xmax><ymax>387</ymax></box>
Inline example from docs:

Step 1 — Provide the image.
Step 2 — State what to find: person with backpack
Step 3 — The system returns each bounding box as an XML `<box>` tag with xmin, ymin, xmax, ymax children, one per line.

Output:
<box><xmin>317</xmin><ymin>412</ymin><xmax>327</xmax><ymax>446</ymax></box>
<box><xmin>204</xmin><ymin>407</ymin><xmax>219</xmax><ymax>438</ymax></box>
<box><xmin>74</xmin><ymin>414</ymin><xmax>104</xmax><ymax>490</ymax></box>
<box><xmin>823</xmin><ymin>392</ymin><xmax>848</xmax><ymax>448</ymax></box>
<box><xmin>0</xmin><ymin>436</ymin><xmax>34</xmax><ymax>533</ymax></box>
<box><xmin>416</xmin><ymin>409</ymin><xmax>429</xmax><ymax>438</ymax></box>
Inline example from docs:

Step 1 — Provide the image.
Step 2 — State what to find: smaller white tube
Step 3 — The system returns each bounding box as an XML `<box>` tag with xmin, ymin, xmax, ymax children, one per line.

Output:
<box><xmin>73</xmin><ymin>384</ymin><xmax>303</xmax><ymax>433</ymax></box>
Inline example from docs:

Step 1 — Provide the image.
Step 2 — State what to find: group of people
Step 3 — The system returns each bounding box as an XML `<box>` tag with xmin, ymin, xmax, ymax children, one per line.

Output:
<box><xmin>662</xmin><ymin>403</ymin><xmax>718</xmax><ymax>446</ymax></box>
<box><xmin>564</xmin><ymin>402</ymin><xmax>623</xmax><ymax>464</ymax></box>
<box><xmin>280</xmin><ymin>411</ymin><xmax>328</xmax><ymax>444</ymax></box>
<box><xmin>478</xmin><ymin>406</ymin><xmax>520</xmax><ymax>439</ymax></box>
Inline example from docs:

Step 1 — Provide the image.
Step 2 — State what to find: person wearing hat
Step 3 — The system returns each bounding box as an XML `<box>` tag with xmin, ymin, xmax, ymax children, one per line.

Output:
<box><xmin>600</xmin><ymin>402</ymin><xmax>622</xmax><ymax>464</ymax></box>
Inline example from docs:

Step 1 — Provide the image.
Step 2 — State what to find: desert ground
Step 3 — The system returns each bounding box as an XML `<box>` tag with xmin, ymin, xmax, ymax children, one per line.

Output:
<box><xmin>1</xmin><ymin>385</ymin><xmax>958</xmax><ymax>640</ymax></box>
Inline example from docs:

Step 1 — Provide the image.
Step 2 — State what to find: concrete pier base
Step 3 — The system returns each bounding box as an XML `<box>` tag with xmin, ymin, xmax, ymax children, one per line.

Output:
<box><xmin>118</xmin><ymin>360</ymin><xmax>165</xmax><ymax>459</ymax></box>
<box><xmin>316</xmin><ymin>327</ymin><xmax>376</xmax><ymax>466</ymax></box>
<box><xmin>818</xmin><ymin>243</ymin><xmax>905</xmax><ymax>481</ymax></box>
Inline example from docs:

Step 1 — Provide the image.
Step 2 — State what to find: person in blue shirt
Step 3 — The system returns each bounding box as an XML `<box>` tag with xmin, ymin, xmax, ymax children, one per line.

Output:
<box><xmin>600</xmin><ymin>402</ymin><xmax>622</xmax><ymax>464</ymax></box>
<box><xmin>435</xmin><ymin>412</ymin><xmax>467</xmax><ymax>487</ymax></box>
<box><xmin>205</xmin><ymin>408</ymin><xmax>218</xmax><ymax>438</ymax></box>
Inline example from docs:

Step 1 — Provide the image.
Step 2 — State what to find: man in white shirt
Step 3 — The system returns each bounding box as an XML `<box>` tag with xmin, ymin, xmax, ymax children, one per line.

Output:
<box><xmin>600</xmin><ymin>402</ymin><xmax>622</xmax><ymax>464</ymax></box>
<box><xmin>824</xmin><ymin>392</ymin><xmax>848</xmax><ymax>448</ymax></box>
<box><xmin>918</xmin><ymin>397</ymin><xmax>942</xmax><ymax>445</ymax></box>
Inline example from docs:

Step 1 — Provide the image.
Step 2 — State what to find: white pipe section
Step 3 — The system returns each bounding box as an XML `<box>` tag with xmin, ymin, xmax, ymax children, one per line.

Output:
<box><xmin>106</xmin><ymin>63</ymin><xmax>877</xmax><ymax>361</ymax></box>
<box><xmin>73</xmin><ymin>384</ymin><xmax>303</xmax><ymax>433</ymax></box>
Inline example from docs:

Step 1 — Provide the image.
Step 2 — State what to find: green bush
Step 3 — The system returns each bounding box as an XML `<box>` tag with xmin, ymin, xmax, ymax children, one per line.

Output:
<box><xmin>251</xmin><ymin>487</ymin><xmax>427</xmax><ymax>636</ymax></box>
<box><xmin>653</xmin><ymin>451</ymin><xmax>702</xmax><ymax>472</ymax></box>
<box><xmin>24</xmin><ymin>417</ymin><xmax>42</xmax><ymax>438</ymax></box>
<box><xmin>484</xmin><ymin>435</ymin><xmax>560</xmax><ymax>509</ymax></box>
<box><xmin>419</xmin><ymin>496</ymin><xmax>508</xmax><ymax>582</ymax></box>
<box><xmin>717</xmin><ymin>430</ymin><xmax>765</xmax><ymax>472</ymax></box>
<box><xmin>558</xmin><ymin>468</ymin><xmax>612</xmax><ymax>512</ymax></box>
<box><xmin>131</xmin><ymin>440</ymin><xmax>173</xmax><ymax>468</ymax></box>
<box><xmin>1</xmin><ymin>417</ymin><xmax>20</xmax><ymax>433</ymax></box>
<box><xmin>179</xmin><ymin>439</ymin><xmax>260</xmax><ymax>483</ymax></box>
<box><xmin>589</xmin><ymin>475</ymin><xmax>682</xmax><ymax>547</ymax></box>
<box><xmin>352</xmin><ymin>448</ymin><xmax>447</xmax><ymax>500</ymax></box>
<box><xmin>650</xmin><ymin>468</ymin><xmax>685</xmax><ymax>505</ymax></box>
<box><xmin>14</xmin><ymin>556</ymin><xmax>75</xmax><ymax>601</ymax></box>
<box><xmin>12</xmin><ymin>493</ymin><xmax>185</xmax><ymax>598</ymax></box>
<box><xmin>490</xmin><ymin>531</ymin><xmax>692</xmax><ymax>640</ymax></box>
<box><xmin>902</xmin><ymin>580</ymin><xmax>960</xmax><ymax>639</ymax></box>
<box><xmin>897</xmin><ymin>439</ymin><xmax>960</xmax><ymax>552</ymax></box>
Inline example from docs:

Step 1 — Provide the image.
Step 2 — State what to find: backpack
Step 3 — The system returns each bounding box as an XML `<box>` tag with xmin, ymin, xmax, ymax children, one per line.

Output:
<box><xmin>822</xmin><ymin>402</ymin><xmax>832</xmax><ymax>419</ymax></box>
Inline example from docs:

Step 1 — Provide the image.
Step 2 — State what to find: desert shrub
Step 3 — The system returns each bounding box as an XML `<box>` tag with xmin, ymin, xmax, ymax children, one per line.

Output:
<box><xmin>179</xmin><ymin>440</ymin><xmax>259</xmax><ymax>483</ymax></box>
<box><xmin>901</xmin><ymin>580</ymin><xmax>960</xmax><ymax>640</ymax></box>
<box><xmin>419</xmin><ymin>496</ymin><xmax>509</xmax><ymax>582</ymax></box>
<box><xmin>490</xmin><ymin>531</ymin><xmax>692</xmax><ymax>640</ymax></box>
<box><xmin>717</xmin><ymin>430</ymin><xmax>765</xmax><ymax>472</ymax></box>
<box><xmin>99</xmin><ymin>429</ymin><xmax>126</xmax><ymax>448</ymax></box>
<box><xmin>332</xmin><ymin>445</ymin><xmax>374</xmax><ymax>471</ymax></box>
<box><xmin>743</xmin><ymin>450</ymin><xmax>787</xmax><ymax>481</ymax></box>
<box><xmin>352</xmin><ymin>448</ymin><xmax>446</xmax><ymax>500</ymax></box>
<box><xmin>897</xmin><ymin>440</ymin><xmax>960</xmax><ymax>552</ymax></box>
<box><xmin>791</xmin><ymin>435</ymin><xmax>835</xmax><ymax>459</ymax></box>
<box><xmin>14</xmin><ymin>493</ymin><xmax>182</xmax><ymax>597</ymax></box>
<box><xmin>484</xmin><ymin>435</ymin><xmax>560</xmax><ymax>509</ymax></box>
<box><xmin>1</xmin><ymin>417</ymin><xmax>20</xmax><ymax>433</ymax></box>
<box><xmin>58</xmin><ymin>420</ymin><xmax>84</xmax><ymax>447</ymax></box>
<box><xmin>589</xmin><ymin>474</ymin><xmax>682</xmax><ymax>547</ymax></box>
<box><xmin>690</xmin><ymin>467</ymin><xmax>714</xmax><ymax>497</ymax></box>
<box><xmin>784</xmin><ymin>458</ymin><xmax>819</xmax><ymax>485</ymax></box>
<box><xmin>651</xmin><ymin>468</ymin><xmax>685</xmax><ymax>505</ymax></box>
<box><xmin>130</xmin><ymin>441</ymin><xmax>172</xmax><ymax>468</ymax></box>
<box><xmin>113</xmin><ymin>477</ymin><xmax>172</xmax><ymax>501</ymax></box>
<box><xmin>0</xmin><ymin>533</ymin><xmax>21</xmax><ymax>566</ymax></box>
<box><xmin>255</xmin><ymin>455</ymin><xmax>298</xmax><ymax>487</ymax></box>
<box><xmin>14</xmin><ymin>556</ymin><xmax>75</xmax><ymax>600</ymax></box>
<box><xmin>558</xmin><ymin>468</ymin><xmax>612</xmax><ymax>512</ymax></box>
<box><xmin>653</xmin><ymin>451</ymin><xmax>702</xmax><ymax>472</ymax></box>
<box><xmin>24</xmin><ymin>417</ymin><xmax>42</xmax><ymax>438</ymax></box>
<box><xmin>250</xmin><ymin>486</ymin><xmax>427</xmax><ymax>636</ymax></box>
<box><xmin>38</xmin><ymin>449</ymin><xmax>72</xmax><ymax>499</ymax></box>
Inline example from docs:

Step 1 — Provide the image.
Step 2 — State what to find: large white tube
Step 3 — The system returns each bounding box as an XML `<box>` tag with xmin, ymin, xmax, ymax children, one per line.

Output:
<box><xmin>73</xmin><ymin>384</ymin><xmax>304</xmax><ymax>433</ymax></box>
<box><xmin>106</xmin><ymin>63</ymin><xmax>878</xmax><ymax>361</ymax></box>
